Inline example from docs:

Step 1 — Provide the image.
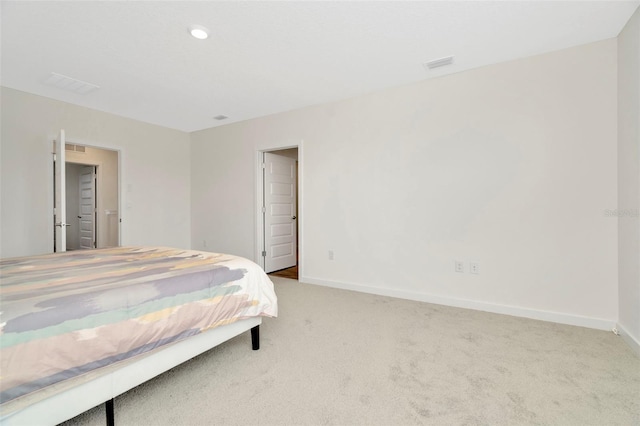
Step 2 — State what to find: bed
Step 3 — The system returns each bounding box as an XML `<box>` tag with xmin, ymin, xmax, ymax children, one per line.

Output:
<box><xmin>0</xmin><ymin>246</ymin><xmax>277</xmax><ymax>425</ymax></box>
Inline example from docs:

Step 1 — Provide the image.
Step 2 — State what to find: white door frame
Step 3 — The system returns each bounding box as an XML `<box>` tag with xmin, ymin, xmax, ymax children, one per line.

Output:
<box><xmin>53</xmin><ymin>130</ymin><xmax>67</xmax><ymax>252</ymax></box>
<box><xmin>48</xmin><ymin>134</ymin><xmax>124</xmax><ymax>252</ymax></box>
<box><xmin>255</xmin><ymin>141</ymin><xmax>303</xmax><ymax>280</ymax></box>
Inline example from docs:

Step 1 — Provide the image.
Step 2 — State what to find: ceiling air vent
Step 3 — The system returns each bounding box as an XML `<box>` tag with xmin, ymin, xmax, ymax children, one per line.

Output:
<box><xmin>423</xmin><ymin>56</ymin><xmax>455</xmax><ymax>70</ymax></box>
<box><xmin>44</xmin><ymin>72</ymin><xmax>100</xmax><ymax>94</ymax></box>
<box><xmin>65</xmin><ymin>143</ymin><xmax>86</xmax><ymax>153</ymax></box>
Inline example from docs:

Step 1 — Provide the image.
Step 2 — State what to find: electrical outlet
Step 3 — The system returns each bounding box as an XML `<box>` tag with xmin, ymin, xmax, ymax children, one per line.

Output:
<box><xmin>455</xmin><ymin>260</ymin><xmax>464</xmax><ymax>273</ymax></box>
<box><xmin>328</xmin><ymin>250</ymin><xmax>334</xmax><ymax>260</ymax></box>
<box><xmin>470</xmin><ymin>262</ymin><xmax>480</xmax><ymax>274</ymax></box>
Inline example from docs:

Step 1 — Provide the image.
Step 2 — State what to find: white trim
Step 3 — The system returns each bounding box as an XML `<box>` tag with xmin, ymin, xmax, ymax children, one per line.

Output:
<box><xmin>300</xmin><ymin>275</ymin><xmax>616</xmax><ymax>331</ymax></box>
<box><xmin>255</xmin><ymin>151</ymin><xmax>265</xmax><ymax>268</ymax></box>
<box><xmin>297</xmin><ymin>142</ymin><xmax>304</xmax><ymax>279</ymax></box>
<box><xmin>616</xmin><ymin>322</ymin><xmax>640</xmax><ymax>357</ymax></box>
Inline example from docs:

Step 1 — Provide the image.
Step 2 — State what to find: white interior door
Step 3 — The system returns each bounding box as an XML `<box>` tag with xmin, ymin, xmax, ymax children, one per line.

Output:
<box><xmin>263</xmin><ymin>152</ymin><xmax>297</xmax><ymax>273</ymax></box>
<box><xmin>54</xmin><ymin>130</ymin><xmax>67</xmax><ymax>252</ymax></box>
<box><xmin>79</xmin><ymin>166</ymin><xmax>96</xmax><ymax>249</ymax></box>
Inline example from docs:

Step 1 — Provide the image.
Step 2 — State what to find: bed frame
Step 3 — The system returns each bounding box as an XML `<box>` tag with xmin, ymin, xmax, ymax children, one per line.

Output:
<box><xmin>0</xmin><ymin>318</ymin><xmax>261</xmax><ymax>426</ymax></box>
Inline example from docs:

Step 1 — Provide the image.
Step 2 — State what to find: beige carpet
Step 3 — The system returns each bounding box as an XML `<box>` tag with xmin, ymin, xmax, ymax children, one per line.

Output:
<box><xmin>63</xmin><ymin>277</ymin><xmax>639</xmax><ymax>425</ymax></box>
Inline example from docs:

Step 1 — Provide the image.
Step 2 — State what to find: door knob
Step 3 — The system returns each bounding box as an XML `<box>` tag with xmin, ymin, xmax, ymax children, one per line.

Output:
<box><xmin>292</xmin><ymin>216</ymin><xmax>297</xmax><ymax>220</ymax></box>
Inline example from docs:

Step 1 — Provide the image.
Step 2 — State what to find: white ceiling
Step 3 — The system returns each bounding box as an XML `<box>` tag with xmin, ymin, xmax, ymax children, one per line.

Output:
<box><xmin>2</xmin><ymin>1</ymin><xmax>638</xmax><ymax>133</ymax></box>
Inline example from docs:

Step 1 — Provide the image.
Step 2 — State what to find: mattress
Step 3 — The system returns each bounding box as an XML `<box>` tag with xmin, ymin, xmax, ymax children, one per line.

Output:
<box><xmin>0</xmin><ymin>246</ymin><xmax>277</xmax><ymax>405</ymax></box>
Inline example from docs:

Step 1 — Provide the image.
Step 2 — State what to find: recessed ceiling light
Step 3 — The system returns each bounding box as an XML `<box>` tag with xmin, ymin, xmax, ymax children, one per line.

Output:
<box><xmin>213</xmin><ymin>115</ymin><xmax>228</xmax><ymax>121</ymax></box>
<box><xmin>189</xmin><ymin>24</ymin><xmax>209</xmax><ymax>40</ymax></box>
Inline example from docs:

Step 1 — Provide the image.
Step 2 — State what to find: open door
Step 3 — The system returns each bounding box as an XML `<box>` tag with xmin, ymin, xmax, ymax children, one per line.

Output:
<box><xmin>263</xmin><ymin>152</ymin><xmax>297</xmax><ymax>273</ymax></box>
<box><xmin>54</xmin><ymin>130</ymin><xmax>67</xmax><ymax>252</ymax></box>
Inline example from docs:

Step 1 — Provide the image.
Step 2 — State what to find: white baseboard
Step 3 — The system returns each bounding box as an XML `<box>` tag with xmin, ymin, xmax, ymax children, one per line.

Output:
<box><xmin>300</xmin><ymin>275</ymin><xmax>615</xmax><ymax>331</ymax></box>
<box><xmin>616</xmin><ymin>322</ymin><xmax>640</xmax><ymax>357</ymax></box>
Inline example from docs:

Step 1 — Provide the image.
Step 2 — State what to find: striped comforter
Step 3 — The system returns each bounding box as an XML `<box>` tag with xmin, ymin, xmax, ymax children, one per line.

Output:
<box><xmin>0</xmin><ymin>246</ymin><xmax>277</xmax><ymax>404</ymax></box>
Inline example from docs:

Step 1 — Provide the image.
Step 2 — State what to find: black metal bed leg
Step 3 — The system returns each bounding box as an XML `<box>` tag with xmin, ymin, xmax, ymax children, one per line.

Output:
<box><xmin>105</xmin><ymin>398</ymin><xmax>114</xmax><ymax>426</ymax></box>
<box><xmin>251</xmin><ymin>325</ymin><xmax>260</xmax><ymax>350</ymax></box>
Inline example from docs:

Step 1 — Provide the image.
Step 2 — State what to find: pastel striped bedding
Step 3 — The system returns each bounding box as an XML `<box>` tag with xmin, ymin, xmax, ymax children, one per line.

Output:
<box><xmin>0</xmin><ymin>246</ymin><xmax>277</xmax><ymax>404</ymax></box>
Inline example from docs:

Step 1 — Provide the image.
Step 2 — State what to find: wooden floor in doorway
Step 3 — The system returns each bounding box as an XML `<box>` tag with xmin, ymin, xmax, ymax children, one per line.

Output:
<box><xmin>268</xmin><ymin>264</ymin><xmax>298</xmax><ymax>280</ymax></box>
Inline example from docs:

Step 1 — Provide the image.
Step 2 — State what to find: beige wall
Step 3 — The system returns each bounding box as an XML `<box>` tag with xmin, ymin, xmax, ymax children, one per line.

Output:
<box><xmin>191</xmin><ymin>39</ymin><xmax>618</xmax><ymax>329</ymax></box>
<box><xmin>617</xmin><ymin>6</ymin><xmax>640</xmax><ymax>352</ymax></box>
<box><xmin>0</xmin><ymin>87</ymin><xmax>192</xmax><ymax>257</ymax></box>
<box><xmin>0</xmin><ymin>28</ymin><xmax>631</xmax><ymax>344</ymax></box>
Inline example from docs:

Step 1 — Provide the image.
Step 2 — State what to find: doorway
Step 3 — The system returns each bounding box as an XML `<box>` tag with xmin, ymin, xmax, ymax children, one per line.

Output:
<box><xmin>257</xmin><ymin>146</ymin><xmax>301</xmax><ymax>280</ymax></box>
<box><xmin>53</xmin><ymin>133</ymin><xmax>120</xmax><ymax>252</ymax></box>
